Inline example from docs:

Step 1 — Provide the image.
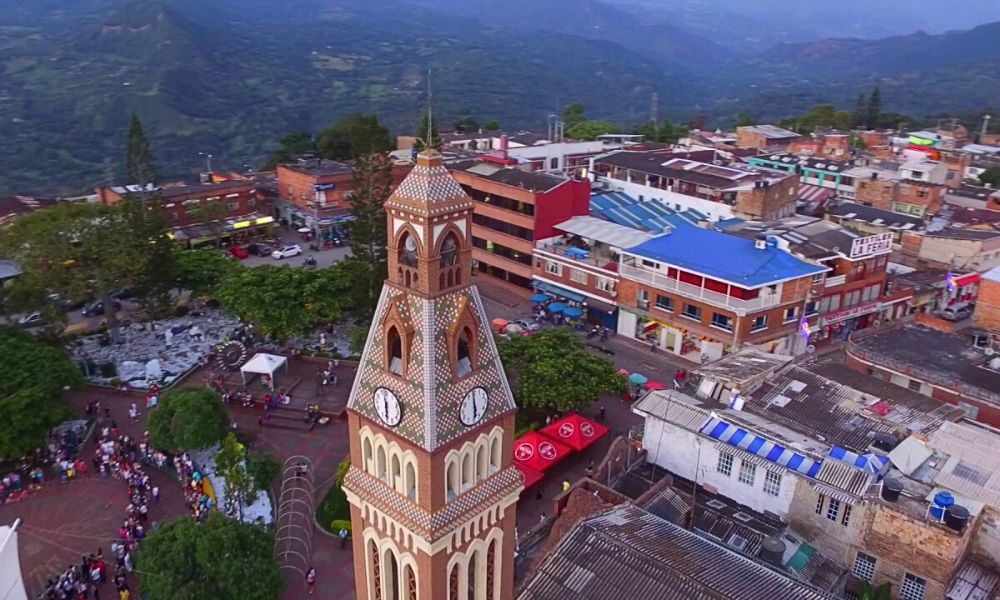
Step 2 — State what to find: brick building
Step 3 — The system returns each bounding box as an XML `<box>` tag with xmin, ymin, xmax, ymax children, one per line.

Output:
<box><xmin>735</xmin><ymin>125</ymin><xmax>801</xmax><ymax>150</ymax></box>
<box><xmin>898</xmin><ymin>228</ymin><xmax>1000</xmax><ymax>272</ymax></box>
<box><xmin>96</xmin><ymin>179</ymin><xmax>271</xmax><ymax>246</ymax></box>
<box><xmin>449</xmin><ymin>160</ymin><xmax>590</xmax><ymax>290</ymax></box>
<box><xmin>614</xmin><ymin>226</ymin><xmax>826</xmax><ymax>361</ymax></box>
<box><xmin>593</xmin><ymin>152</ymin><xmax>799</xmax><ymax>222</ymax></box>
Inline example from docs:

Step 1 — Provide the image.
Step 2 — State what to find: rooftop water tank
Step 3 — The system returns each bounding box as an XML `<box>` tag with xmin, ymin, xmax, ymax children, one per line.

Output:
<box><xmin>930</xmin><ymin>491</ymin><xmax>955</xmax><ymax>521</ymax></box>
<box><xmin>759</xmin><ymin>537</ymin><xmax>785</xmax><ymax>567</ymax></box>
<box><xmin>945</xmin><ymin>505</ymin><xmax>970</xmax><ymax>532</ymax></box>
<box><xmin>881</xmin><ymin>478</ymin><xmax>903</xmax><ymax>502</ymax></box>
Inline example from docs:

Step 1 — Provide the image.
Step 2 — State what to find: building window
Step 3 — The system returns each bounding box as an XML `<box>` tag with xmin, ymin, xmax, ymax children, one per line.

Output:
<box><xmin>815</xmin><ymin>494</ymin><xmax>825</xmax><ymax>515</ymax></box>
<box><xmin>843</xmin><ymin>290</ymin><xmax>861</xmax><ymax>307</ymax></box>
<box><xmin>570</xmin><ymin>269</ymin><xmax>588</xmax><ymax>284</ymax></box>
<box><xmin>637</xmin><ymin>289</ymin><xmax>650</xmax><ymax>309</ymax></box>
<box><xmin>828</xmin><ymin>295</ymin><xmax>841</xmax><ymax>311</ymax></box>
<box><xmin>655</xmin><ymin>295</ymin><xmax>673</xmax><ymax>311</ymax></box>
<box><xmin>750</xmin><ymin>315</ymin><xmax>768</xmax><ymax>332</ymax></box>
<box><xmin>783</xmin><ymin>307</ymin><xmax>797</xmax><ymax>322</ymax></box>
<box><xmin>711</xmin><ymin>312</ymin><xmax>733</xmax><ymax>331</ymax></box>
<box><xmin>717</xmin><ymin>452</ymin><xmax>733</xmax><ymax>476</ymax></box>
<box><xmin>641</xmin><ymin>259</ymin><xmax>658</xmax><ymax>269</ymax></box>
<box><xmin>682</xmin><ymin>304</ymin><xmax>702</xmax><ymax>321</ymax></box>
<box><xmin>456</xmin><ymin>326</ymin><xmax>474</xmax><ymax>378</ymax></box>
<box><xmin>545</xmin><ymin>261</ymin><xmax>562</xmax><ymax>276</ymax></box>
<box><xmin>826</xmin><ymin>498</ymin><xmax>840</xmax><ymax>521</ymax></box>
<box><xmin>841</xmin><ymin>503</ymin><xmax>852</xmax><ymax>526</ymax></box>
<box><xmin>805</xmin><ymin>301</ymin><xmax>818</xmax><ymax>316</ymax></box>
<box><xmin>247</xmin><ymin>198</ymin><xmax>256</xmax><ymax>208</ymax></box>
<box><xmin>853</xmin><ymin>552</ymin><xmax>877</xmax><ymax>583</ymax></box>
<box><xmin>763</xmin><ymin>470</ymin><xmax>781</xmax><ymax>496</ymax></box>
<box><xmin>907</xmin><ymin>379</ymin><xmax>922</xmax><ymax>392</ymax></box>
<box><xmin>226</xmin><ymin>201</ymin><xmax>238</xmax><ymax>211</ymax></box>
<box><xmin>738</xmin><ymin>461</ymin><xmax>756</xmax><ymax>486</ymax></box>
<box><xmin>596</xmin><ymin>277</ymin><xmax>616</xmax><ymax>293</ymax></box>
<box><xmin>901</xmin><ymin>573</ymin><xmax>927</xmax><ymax>600</ymax></box>
<box><xmin>812</xmin><ymin>273</ymin><xmax>825</xmax><ymax>284</ymax></box>
<box><xmin>387</xmin><ymin>326</ymin><xmax>404</xmax><ymax>376</ymax></box>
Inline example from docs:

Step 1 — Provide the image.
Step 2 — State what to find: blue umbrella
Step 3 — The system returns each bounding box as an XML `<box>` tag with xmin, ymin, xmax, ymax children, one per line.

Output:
<box><xmin>563</xmin><ymin>307</ymin><xmax>583</xmax><ymax>318</ymax></box>
<box><xmin>548</xmin><ymin>303</ymin><xmax>567</xmax><ymax>313</ymax></box>
<box><xmin>628</xmin><ymin>373</ymin><xmax>648</xmax><ymax>385</ymax></box>
<box><xmin>531</xmin><ymin>293</ymin><xmax>550</xmax><ymax>303</ymax></box>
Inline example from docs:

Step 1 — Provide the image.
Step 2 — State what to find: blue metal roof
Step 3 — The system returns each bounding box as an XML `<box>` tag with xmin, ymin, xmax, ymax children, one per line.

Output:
<box><xmin>828</xmin><ymin>447</ymin><xmax>890</xmax><ymax>479</ymax></box>
<box><xmin>590</xmin><ymin>192</ymin><xmax>637</xmax><ymax>211</ymax></box>
<box><xmin>702</xmin><ymin>416</ymin><xmax>822</xmax><ymax>477</ymax></box>
<box><xmin>625</xmin><ymin>226</ymin><xmax>827</xmax><ymax>288</ymax></box>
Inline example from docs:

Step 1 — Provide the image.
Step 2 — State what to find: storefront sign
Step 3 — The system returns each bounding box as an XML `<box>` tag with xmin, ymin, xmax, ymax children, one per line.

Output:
<box><xmin>822</xmin><ymin>301</ymin><xmax>880</xmax><ymax>324</ymax></box>
<box><xmin>314</xmin><ymin>183</ymin><xmax>337</xmax><ymax>191</ymax></box>
<box><xmin>849</xmin><ymin>232</ymin><xmax>893</xmax><ymax>258</ymax></box>
<box><xmin>230</xmin><ymin>216</ymin><xmax>275</xmax><ymax>230</ymax></box>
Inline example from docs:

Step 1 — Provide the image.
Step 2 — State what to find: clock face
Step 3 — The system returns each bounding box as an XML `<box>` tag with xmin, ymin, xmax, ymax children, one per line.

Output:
<box><xmin>460</xmin><ymin>387</ymin><xmax>489</xmax><ymax>427</ymax></box>
<box><xmin>373</xmin><ymin>387</ymin><xmax>402</xmax><ymax>427</ymax></box>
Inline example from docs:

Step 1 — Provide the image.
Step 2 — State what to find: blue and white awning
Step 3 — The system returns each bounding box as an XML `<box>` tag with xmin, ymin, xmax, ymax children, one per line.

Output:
<box><xmin>828</xmin><ymin>447</ymin><xmax>891</xmax><ymax>479</ymax></box>
<box><xmin>701</xmin><ymin>416</ymin><xmax>822</xmax><ymax>478</ymax></box>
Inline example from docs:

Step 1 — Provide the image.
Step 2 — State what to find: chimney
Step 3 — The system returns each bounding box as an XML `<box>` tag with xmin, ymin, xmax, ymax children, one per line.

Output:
<box><xmin>755</xmin><ymin>234</ymin><xmax>767</xmax><ymax>250</ymax></box>
<box><xmin>500</xmin><ymin>134</ymin><xmax>509</xmax><ymax>160</ymax></box>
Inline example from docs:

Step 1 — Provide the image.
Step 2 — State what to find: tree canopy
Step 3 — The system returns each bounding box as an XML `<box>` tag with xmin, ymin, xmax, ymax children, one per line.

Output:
<box><xmin>634</xmin><ymin>120</ymin><xmax>688</xmax><ymax>144</ymax></box>
<box><xmin>498</xmin><ymin>329</ymin><xmax>625</xmax><ymax>412</ymax></box>
<box><xmin>0</xmin><ymin>326</ymin><xmax>82</xmax><ymax>458</ymax></box>
<box><xmin>0</xmin><ymin>200</ymin><xmax>172</xmax><ymax>337</ymax></box>
<box><xmin>214</xmin><ymin>263</ymin><xmax>353</xmax><ymax>340</ymax></box>
<box><xmin>136</xmin><ymin>512</ymin><xmax>282</xmax><ymax>600</ymax></box>
<box><xmin>174</xmin><ymin>249</ymin><xmax>239</xmax><ymax>298</ymax></box>
<box><xmin>979</xmin><ymin>166</ymin><xmax>1000</xmax><ymax>188</ymax></box>
<box><xmin>484</xmin><ymin>120</ymin><xmax>500</xmax><ymax>131</ymax></box>
<box><xmin>147</xmin><ymin>387</ymin><xmax>229</xmax><ymax>453</ymax></box>
<box><xmin>562</xmin><ymin>103</ymin><xmax>586</xmax><ymax>128</ymax></box>
<box><xmin>317</xmin><ymin>113</ymin><xmax>392</xmax><ymax>160</ymax></box>
<box><xmin>344</xmin><ymin>151</ymin><xmax>393</xmax><ymax>317</ymax></box>
<box><xmin>566</xmin><ymin>120</ymin><xmax>619</xmax><ymax>141</ymax></box>
<box><xmin>264</xmin><ymin>131</ymin><xmax>316</xmax><ymax>169</ymax></box>
<box><xmin>215</xmin><ymin>433</ymin><xmax>257</xmax><ymax>520</ymax></box>
<box><xmin>126</xmin><ymin>113</ymin><xmax>158</xmax><ymax>186</ymax></box>
<box><xmin>779</xmin><ymin>104</ymin><xmax>854</xmax><ymax>132</ymax></box>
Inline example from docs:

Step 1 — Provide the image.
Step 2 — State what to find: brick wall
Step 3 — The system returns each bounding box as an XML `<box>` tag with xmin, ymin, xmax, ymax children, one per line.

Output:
<box><xmin>974</xmin><ymin>276</ymin><xmax>1000</xmax><ymax>333</ymax></box>
<box><xmin>855</xmin><ymin>178</ymin><xmax>897</xmax><ymax>211</ymax></box>
<box><xmin>735</xmin><ymin>175</ymin><xmax>798</xmax><ymax>220</ymax></box>
<box><xmin>787</xmin><ymin>482</ymin><xmax>869</xmax><ymax>569</ymax></box>
<box><xmin>896</xmin><ymin>182</ymin><xmax>945</xmax><ymax>215</ymax></box>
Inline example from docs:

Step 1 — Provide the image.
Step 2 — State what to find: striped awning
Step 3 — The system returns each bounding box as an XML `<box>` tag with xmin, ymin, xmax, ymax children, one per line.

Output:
<box><xmin>701</xmin><ymin>416</ymin><xmax>822</xmax><ymax>477</ymax></box>
<box><xmin>828</xmin><ymin>447</ymin><xmax>891</xmax><ymax>480</ymax></box>
<box><xmin>809</xmin><ymin>482</ymin><xmax>861</xmax><ymax>506</ymax></box>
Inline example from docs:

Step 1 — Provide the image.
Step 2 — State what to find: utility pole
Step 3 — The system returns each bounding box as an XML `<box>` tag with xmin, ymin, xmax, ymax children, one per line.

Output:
<box><xmin>650</xmin><ymin>92</ymin><xmax>659</xmax><ymax>129</ymax></box>
<box><xmin>982</xmin><ymin>115</ymin><xmax>992</xmax><ymax>141</ymax></box>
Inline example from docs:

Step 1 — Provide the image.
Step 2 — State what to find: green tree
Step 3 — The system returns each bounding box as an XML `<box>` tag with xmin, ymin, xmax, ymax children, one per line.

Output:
<box><xmin>125</xmin><ymin>113</ymin><xmax>158</xmax><ymax>186</ymax></box>
<box><xmin>832</xmin><ymin>110</ymin><xmax>854</xmax><ymax>131</ymax></box>
<box><xmin>562</xmin><ymin>103</ymin><xmax>586</xmax><ymax>128</ymax></box>
<box><xmin>414</xmin><ymin>111</ymin><xmax>441</xmax><ymax>152</ymax></box>
<box><xmin>453</xmin><ymin>111</ymin><xmax>479</xmax><ymax>133</ymax></box>
<box><xmin>345</xmin><ymin>151</ymin><xmax>393</xmax><ymax>317</ymax></box>
<box><xmin>246</xmin><ymin>452</ymin><xmax>282</xmax><ymax>494</ymax></box>
<box><xmin>853</xmin><ymin>93</ymin><xmax>868</xmax><ymax>129</ymax></box>
<box><xmin>136</xmin><ymin>512</ymin><xmax>282</xmax><ymax>600</ymax></box>
<box><xmin>484</xmin><ymin>120</ymin><xmax>500</xmax><ymax>131</ymax></box>
<box><xmin>735</xmin><ymin>113</ymin><xmax>756</xmax><ymax>127</ymax></box>
<box><xmin>215</xmin><ymin>433</ymin><xmax>258</xmax><ymax>520</ymax></box>
<box><xmin>0</xmin><ymin>327</ymin><xmax>82</xmax><ymax>458</ymax></box>
<box><xmin>215</xmin><ymin>263</ymin><xmax>351</xmax><ymax>340</ymax></box>
<box><xmin>857</xmin><ymin>581</ymin><xmax>891</xmax><ymax>600</ymax></box>
<box><xmin>175</xmin><ymin>249</ymin><xmax>239</xmax><ymax>298</ymax></box>
<box><xmin>498</xmin><ymin>329</ymin><xmax>626</xmax><ymax>412</ymax></box>
<box><xmin>147</xmin><ymin>387</ymin><xmax>229</xmax><ymax>453</ymax></box>
<box><xmin>264</xmin><ymin>131</ymin><xmax>315</xmax><ymax>169</ymax></box>
<box><xmin>866</xmin><ymin>86</ymin><xmax>882</xmax><ymax>129</ymax></box>
<box><xmin>566</xmin><ymin>120</ymin><xmax>619</xmax><ymax>141</ymax></box>
<box><xmin>317</xmin><ymin>113</ymin><xmax>392</xmax><ymax>160</ymax></box>
<box><xmin>979</xmin><ymin>166</ymin><xmax>1000</xmax><ymax>187</ymax></box>
<box><xmin>0</xmin><ymin>201</ymin><xmax>170</xmax><ymax>339</ymax></box>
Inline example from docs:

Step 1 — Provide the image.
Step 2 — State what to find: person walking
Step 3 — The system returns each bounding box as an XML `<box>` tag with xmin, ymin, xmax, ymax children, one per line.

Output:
<box><xmin>339</xmin><ymin>527</ymin><xmax>349</xmax><ymax>550</ymax></box>
<box><xmin>127</xmin><ymin>404</ymin><xmax>139</xmax><ymax>425</ymax></box>
<box><xmin>305</xmin><ymin>567</ymin><xmax>317</xmax><ymax>595</ymax></box>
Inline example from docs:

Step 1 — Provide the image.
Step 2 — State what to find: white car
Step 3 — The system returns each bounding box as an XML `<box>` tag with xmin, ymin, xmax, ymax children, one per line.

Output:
<box><xmin>271</xmin><ymin>244</ymin><xmax>303</xmax><ymax>259</ymax></box>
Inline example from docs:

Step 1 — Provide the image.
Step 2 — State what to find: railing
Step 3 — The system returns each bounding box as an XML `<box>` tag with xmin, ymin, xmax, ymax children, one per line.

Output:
<box><xmin>534</xmin><ymin>243</ymin><xmax>620</xmax><ymax>272</ymax></box>
<box><xmin>824</xmin><ymin>274</ymin><xmax>847</xmax><ymax>287</ymax></box>
<box><xmin>620</xmin><ymin>264</ymin><xmax>780</xmax><ymax>312</ymax></box>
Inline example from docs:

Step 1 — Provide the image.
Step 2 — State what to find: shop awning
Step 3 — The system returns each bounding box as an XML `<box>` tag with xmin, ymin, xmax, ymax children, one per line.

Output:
<box><xmin>584</xmin><ymin>297</ymin><xmax>617</xmax><ymax>314</ymax></box>
<box><xmin>512</xmin><ymin>431</ymin><xmax>573</xmax><ymax>473</ymax></box>
<box><xmin>952</xmin><ymin>273</ymin><xmax>980</xmax><ymax>288</ymax></box>
<box><xmin>514</xmin><ymin>463</ymin><xmax>545</xmax><ymax>490</ymax></box>
<box><xmin>532</xmin><ymin>280</ymin><xmax>585</xmax><ymax>303</ymax></box>
<box><xmin>540</xmin><ymin>413</ymin><xmax>610</xmax><ymax>452</ymax></box>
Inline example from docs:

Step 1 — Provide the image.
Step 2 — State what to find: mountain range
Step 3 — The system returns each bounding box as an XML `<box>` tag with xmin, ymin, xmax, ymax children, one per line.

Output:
<box><xmin>0</xmin><ymin>0</ymin><xmax>999</xmax><ymax>196</ymax></box>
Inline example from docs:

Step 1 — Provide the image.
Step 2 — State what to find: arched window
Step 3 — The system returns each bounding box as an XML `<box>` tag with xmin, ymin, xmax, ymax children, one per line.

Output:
<box><xmin>456</xmin><ymin>326</ymin><xmax>473</xmax><ymax>378</ymax></box>
<box><xmin>461</xmin><ymin>451</ymin><xmax>474</xmax><ymax>490</ymax></box>
<box><xmin>446</xmin><ymin>459</ymin><xmax>459</xmax><ymax>501</ymax></box>
<box><xmin>440</xmin><ymin>272</ymin><xmax>446</xmax><ymax>290</ymax></box>
<box><xmin>486</xmin><ymin>540</ymin><xmax>497</xmax><ymax>600</ymax></box>
<box><xmin>489</xmin><ymin>435</ymin><xmax>501</xmax><ymax>474</ymax></box>
<box><xmin>369</xmin><ymin>540</ymin><xmax>382</xmax><ymax>600</ymax></box>
<box><xmin>440</xmin><ymin>233</ymin><xmax>458</xmax><ymax>267</ymax></box>
<box><xmin>404</xmin><ymin>564</ymin><xmax>417</xmax><ymax>600</ymax></box>
<box><xmin>447</xmin><ymin>269</ymin><xmax>454</xmax><ymax>288</ymax></box>
<box><xmin>449</xmin><ymin>563</ymin><xmax>460</xmax><ymax>600</ymax></box>
<box><xmin>376</xmin><ymin>445</ymin><xmax>387</xmax><ymax>481</ymax></box>
<box><xmin>455</xmin><ymin>269</ymin><xmax>461</xmax><ymax>285</ymax></box>
<box><xmin>405</xmin><ymin>460</ymin><xmax>417</xmax><ymax>501</ymax></box>
<box><xmin>387</xmin><ymin>326</ymin><xmax>404</xmax><ymax>376</ymax></box>
<box><xmin>405</xmin><ymin>270</ymin><xmax>412</xmax><ymax>288</ymax></box>
<box><xmin>476</xmin><ymin>443</ymin><xmax>488</xmax><ymax>482</ymax></box>
<box><xmin>390</xmin><ymin>453</ymin><xmax>402</xmax><ymax>491</ymax></box>
<box><xmin>363</xmin><ymin>437</ymin><xmax>374</xmax><ymax>474</ymax></box>
<box><xmin>467</xmin><ymin>549</ymin><xmax>479</xmax><ymax>600</ymax></box>
<box><xmin>384</xmin><ymin>548</ymin><xmax>400</xmax><ymax>600</ymax></box>
<box><xmin>400</xmin><ymin>232</ymin><xmax>418</xmax><ymax>267</ymax></box>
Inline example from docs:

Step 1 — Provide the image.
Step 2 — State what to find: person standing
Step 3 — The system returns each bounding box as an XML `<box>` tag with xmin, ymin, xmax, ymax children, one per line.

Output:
<box><xmin>338</xmin><ymin>527</ymin><xmax>349</xmax><ymax>550</ymax></box>
<box><xmin>305</xmin><ymin>567</ymin><xmax>317</xmax><ymax>595</ymax></box>
<box><xmin>127</xmin><ymin>404</ymin><xmax>138</xmax><ymax>425</ymax></box>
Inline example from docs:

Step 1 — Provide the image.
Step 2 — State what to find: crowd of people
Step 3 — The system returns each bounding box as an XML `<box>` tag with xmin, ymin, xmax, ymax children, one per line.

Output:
<box><xmin>0</xmin><ymin>422</ymin><xmax>86</xmax><ymax>505</ymax></box>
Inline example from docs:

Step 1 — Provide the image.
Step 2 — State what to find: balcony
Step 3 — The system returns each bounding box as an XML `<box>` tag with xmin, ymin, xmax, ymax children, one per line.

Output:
<box><xmin>535</xmin><ymin>241</ymin><xmax>620</xmax><ymax>273</ymax></box>
<box><xmin>620</xmin><ymin>265</ymin><xmax>780</xmax><ymax>313</ymax></box>
<box><xmin>824</xmin><ymin>274</ymin><xmax>847</xmax><ymax>288</ymax></box>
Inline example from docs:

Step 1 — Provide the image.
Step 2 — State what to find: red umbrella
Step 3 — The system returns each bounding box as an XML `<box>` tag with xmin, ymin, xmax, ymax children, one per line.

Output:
<box><xmin>512</xmin><ymin>430</ymin><xmax>573</xmax><ymax>473</ymax></box>
<box><xmin>644</xmin><ymin>380</ymin><xmax>668</xmax><ymax>391</ymax></box>
<box><xmin>540</xmin><ymin>413</ymin><xmax>610</xmax><ymax>452</ymax></box>
<box><xmin>514</xmin><ymin>462</ymin><xmax>544</xmax><ymax>490</ymax></box>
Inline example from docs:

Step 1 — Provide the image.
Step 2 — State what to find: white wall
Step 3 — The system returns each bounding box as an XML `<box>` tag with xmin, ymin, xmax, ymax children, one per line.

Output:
<box><xmin>618</xmin><ymin>309</ymin><xmax>638</xmax><ymax>338</ymax></box>
<box><xmin>0</xmin><ymin>525</ymin><xmax>28</xmax><ymax>600</ymax></box>
<box><xmin>599</xmin><ymin>177</ymin><xmax>735</xmax><ymax>222</ymax></box>
<box><xmin>508</xmin><ymin>141</ymin><xmax>606</xmax><ymax>171</ymax></box>
<box><xmin>643</xmin><ymin>417</ymin><xmax>797</xmax><ymax>519</ymax></box>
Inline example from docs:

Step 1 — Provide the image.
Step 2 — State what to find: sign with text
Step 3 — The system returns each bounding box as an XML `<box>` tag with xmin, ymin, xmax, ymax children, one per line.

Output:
<box><xmin>849</xmin><ymin>232</ymin><xmax>893</xmax><ymax>259</ymax></box>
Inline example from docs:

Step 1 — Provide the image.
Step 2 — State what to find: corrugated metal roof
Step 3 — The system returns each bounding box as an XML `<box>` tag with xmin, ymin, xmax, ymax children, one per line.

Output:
<box><xmin>947</xmin><ymin>561</ymin><xmax>1000</xmax><ymax>600</ymax></box>
<box><xmin>812</xmin><ymin>460</ymin><xmax>873</xmax><ymax>498</ymax></box>
<box><xmin>928</xmin><ymin>422</ymin><xmax>1000</xmax><ymax>508</ymax></box>
<box><xmin>551</xmin><ymin>215</ymin><xmax>653</xmax><ymax>249</ymax></box>
<box><xmin>632</xmin><ymin>391</ymin><xmax>712</xmax><ymax>431</ymax></box>
<box><xmin>518</xmin><ymin>505</ymin><xmax>835</xmax><ymax>600</ymax></box>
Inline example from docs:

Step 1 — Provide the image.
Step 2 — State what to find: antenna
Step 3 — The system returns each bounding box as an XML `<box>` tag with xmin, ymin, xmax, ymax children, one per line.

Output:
<box><xmin>425</xmin><ymin>68</ymin><xmax>433</xmax><ymax>148</ymax></box>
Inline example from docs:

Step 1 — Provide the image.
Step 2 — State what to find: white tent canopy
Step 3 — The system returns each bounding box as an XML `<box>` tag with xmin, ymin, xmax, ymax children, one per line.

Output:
<box><xmin>240</xmin><ymin>353</ymin><xmax>288</xmax><ymax>388</ymax></box>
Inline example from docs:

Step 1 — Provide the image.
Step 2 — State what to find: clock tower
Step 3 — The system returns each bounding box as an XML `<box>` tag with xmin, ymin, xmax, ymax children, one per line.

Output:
<box><xmin>342</xmin><ymin>147</ymin><xmax>522</xmax><ymax>600</ymax></box>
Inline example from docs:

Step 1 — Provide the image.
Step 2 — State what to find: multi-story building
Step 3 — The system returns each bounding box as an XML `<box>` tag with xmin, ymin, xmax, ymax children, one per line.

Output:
<box><xmin>96</xmin><ymin>179</ymin><xmax>271</xmax><ymax>247</ymax></box>
<box><xmin>450</xmin><ymin>159</ymin><xmax>590</xmax><ymax>290</ymax></box>
<box><xmin>735</xmin><ymin>125</ymin><xmax>801</xmax><ymax>151</ymax></box>
<box><xmin>592</xmin><ymin>152</ymin><xmax>799</xmax><ymax>222</ymax></box>
<box><xmin>614</xmin><ymin>225</ymin><xmax>827</xmax><ymax>361</ymax></box>
<box><xmin>898</xmin><ymin>228</ymin><xmax>1000</xmax><ymax>272</ymax></box>
<box><xmin>745</xmin><ymin>154</ymin><xmax>857</xmax><ymax>199</ymax></box>
<box><xmin>826</xmin><ymin>202</ymin><xmax>927</xmax><ymax>244</ymax></box>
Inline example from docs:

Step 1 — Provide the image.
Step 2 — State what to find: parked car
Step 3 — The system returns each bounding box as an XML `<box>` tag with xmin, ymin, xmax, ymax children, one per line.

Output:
<box><xmin>271</xmin><ymin>244</ymin><xmax>303</xmax><ymax>259</ymax></box>
<box><xmin>46</xmin><ymin>292</ymin><xmax>88</xmax><ymax>311</ymax></box>
<box><xmin>110</xmin><ymin>287</ymin><xmax>138</xmax><ymax>300</ymax></box>
<box><xmin>246</xmin><ymin>243</ymin><xmax>270</xmax><ymax>256</ymax></box>
<box><xmin>18</xmin><ymin>312</ymin><xmax>46</xmax><ymax>328</ymax></box>
<box><xmin>941</xmin><ymin>306</ymin><xmax>972</xmax><ymax>321</ymax></box>
<box><xmin>510</xmin><ymin>319</ymin><xmax>542</xmax><ymax>332</ymax></box>
<box><xmin>81</xmin><ymin>299</ymin><xmax>122</xmax><ymax>317</ymax></box>
<box><xmin>229</xmin><ymin>246</ymin><xmax>250</xmax><ymax>260</ymax></box>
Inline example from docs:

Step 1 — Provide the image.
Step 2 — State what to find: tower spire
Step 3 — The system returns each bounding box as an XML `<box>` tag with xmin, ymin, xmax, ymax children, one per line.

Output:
<box><xmin>419</xmin><ymin>68</ymin><xmax>439</xmax><ymax>156</ymax></box>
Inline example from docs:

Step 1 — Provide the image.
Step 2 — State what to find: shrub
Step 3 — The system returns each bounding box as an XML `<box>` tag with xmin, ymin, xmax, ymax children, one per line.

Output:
<box><xmin>173</xmin><ymin>305</ymin><xmax>190</xmax><ymax>317</ymax></box>
<box><xmin>330</xmin><ymin>519</ymin><xmax>352</xmax><ymax>534</ymax></box>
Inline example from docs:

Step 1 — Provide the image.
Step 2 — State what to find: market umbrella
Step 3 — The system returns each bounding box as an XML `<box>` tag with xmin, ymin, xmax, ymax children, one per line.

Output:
<box><xmin>492</xmin><ymin>318</ymin><xmax>509</xmax><ymax>329</ymax></box>
<box><xmin>297</xmin><ymin>227</ymin><xmax>311</xmax><ymax>233</ymax></box>
<box><xmin>514</xmin><ymin>463</ymin><xmax>545</xmax><ymax>491</ymax></box>
<box><xmin>628</xmin><ymin>372</ymin><xmax>648</xmax><ymax>385</ymax></box>
<box><xmin>548</xmin><ymin>302</ymin><xmax>567</xmax><ymax>313</ymax></box>
<box><xmin>616</xmin><ymin>368</ymin><xmax>630</xmax><ymax>377</ymax></box>
<box><xmin>512</xmin><ymin>430</ymin><xmax>573</xmax><ymax>473</ymax></box>
<box><xmin>563</xmin><ymin>307</ymin><xmax>583</xmax><ymax>318</ymax></box>
<box><xmin>540</xmin><ymin>413</ymin><xmax>610</xmax><ymax>452</ymax></box>
<box><xmin>530</xmin><ymin>293</ymin><xmax>550</xmax><ymax>303</ymax></box>
<box><xmin>644</xmin><ymin>380</ymin><xmax>668</xmax><ymax>391</ymax></box>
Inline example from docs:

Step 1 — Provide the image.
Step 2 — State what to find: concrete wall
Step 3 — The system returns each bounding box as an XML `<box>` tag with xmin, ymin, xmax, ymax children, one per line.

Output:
<box><xmin>974</xmin><ymin>276</ymin><xmax>1000</xmax><ymax>333</ymax></box>
<box><xmin>969</xmin><ymin>507</ymin><xmax>1000</xmax><ymax>572</ymax></box>
<box><xmin>787</xmin><ymin>483</ymin><xmax>869</xmax><ymax>569</ymax></box>
<box><xmin>642</xmin><ymin>417</ymin><xmax>797</xmax><ymax>519</ymax></box>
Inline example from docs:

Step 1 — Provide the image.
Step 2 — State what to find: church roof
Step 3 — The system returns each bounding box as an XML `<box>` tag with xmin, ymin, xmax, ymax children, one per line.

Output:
<box><xmin>392</xmin><ymin>151</ymin><xmax>469</xmax><ymax>205</ymax></box>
